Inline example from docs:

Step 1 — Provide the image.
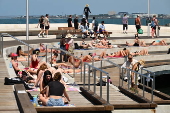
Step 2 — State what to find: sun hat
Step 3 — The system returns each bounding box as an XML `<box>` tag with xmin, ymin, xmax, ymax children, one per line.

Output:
<box><xmin>85</xmin><ymin>4</ymin><xmax>89</xmax><ymax>7</ymax></box>
<box><xmin>66</xmin><ymin>33</ymin><xmax>72</xmax><ymax>38</ymax></box>
<box><xmin>138</xmin><ymin>59</ymin><xmax>145</xmax><ymax>66</ymax></box>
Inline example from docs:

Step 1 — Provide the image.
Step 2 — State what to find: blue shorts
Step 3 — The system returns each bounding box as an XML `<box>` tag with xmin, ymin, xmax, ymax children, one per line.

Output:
<box><xmin>156</xmin><ymin>40</ymin><xmax>160</xmax><ymax>43</ymax></box>
<box><xmin>46</xmin><ymin>98</ymin><xmax>64</xmax><ymax>106</ymax></box>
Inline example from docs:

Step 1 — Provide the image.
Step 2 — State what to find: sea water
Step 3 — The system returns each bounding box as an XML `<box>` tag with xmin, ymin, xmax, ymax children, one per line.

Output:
<box><xmin>0</xmin><ymin>18</ymin><xmax>170</xmax><ymax>26</ymax></box>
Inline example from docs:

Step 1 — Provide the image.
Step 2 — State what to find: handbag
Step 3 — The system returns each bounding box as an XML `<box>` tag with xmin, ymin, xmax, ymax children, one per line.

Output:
<box><xmin>138</xmin><ymin>29</ymin><xmax>143</xmax><ymax>34</ymax></box>
<box><xmin>65</xmin><ymin>44</ymin><xmax>69</xmax><ymax>51</ymax></box>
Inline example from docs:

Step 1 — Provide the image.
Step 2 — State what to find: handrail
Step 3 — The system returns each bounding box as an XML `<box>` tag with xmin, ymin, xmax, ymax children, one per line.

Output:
<box><xmin>101</xmin><ymin>59</ymin><xmax>154</xmax><ymax>103</ymax></box>
<box><xmin>0</xmin><ymin>33</ymin><xmax>33</xmax><ymax>67</ymax></box>
<box><xmin>84</xmin><ymin>62</ymin><xmax>110</xmax><ymax>103</ymax></box>
<box><xmin>141</xmin><ymin>67</ymin><xmax>155</xmax><ymax>89</ymax></box>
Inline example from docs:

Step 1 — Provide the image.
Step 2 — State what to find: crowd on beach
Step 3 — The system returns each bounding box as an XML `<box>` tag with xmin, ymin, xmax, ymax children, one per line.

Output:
<box><xmin>6</xmin><ymin>4</ymin><xmax>169</xmax><ymax>107</ymax></box>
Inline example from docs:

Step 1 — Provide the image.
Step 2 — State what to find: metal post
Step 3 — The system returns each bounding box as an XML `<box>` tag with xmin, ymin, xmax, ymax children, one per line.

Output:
<box><xmin>88</xmin><ymin>66</ymin><xmax>90</xmax><ymax>90</ymax></box>
<box><xmin>151</xmin><ymin>79</ymin><xmax>154</xmax><ymax>103</ymax></box>
<box><xmin>28</xmin><ymin>45</ymin><xmax>30</xmax><ymax>67</ymax></box>
<box><xmin>92</xmin><ymin>56</ymin><xmax>94</xmax><ymax>77</ymax></box>
<box><xmin>1</xmin><ymin>36</ymin><xmax>3</xmax><ymax>58</ymax></box>
<box><xmin>121</xmin><ymin>68</ymin><xmax>124</xmax><ymax>86</ymax></box>
<box><xmin>135</xmin><ymin>73</ymin><xmax>138</xmax><ymax>94</ymax></box>
<box><xmin>51</xmin><ymin>48</ymin><xmax>52</xmax><ymax>67</ymax></box>
<box><xmin>127</xmin><ymin>69</ymin><xmax>130</xmax><ymax>89</ymax></box>
<box><xmin>94</xmin><ymin>69</ymin><xmax>96</xmax><ymax>94</ymax></box>
<box><xmin>100</xmin><ymin>71</ymin><xmax>102</xmax><ymax>99</ymax></box>
<box><xmin>26</xmin><ymin>0</ymin><xmax>29</xmax><ymax>40</ymax></box>
<box><xmin>147</xmin><ymin>23</ymin><xmax>151</xmax><ymax>37</ymax></box>
<box><xmin>81</xmin><ymin>60</ymin><xmax>83</xmax><ymax>82</ymax></box>
<box><xmin>83</xmin><ymin>64</ymin><xmax>86</xmax><ymax>87</ymax></box>
<box><xmin>0</xmin><ymin>35</ymin><xmax>2</xmax><ymax>58</ymax></box>
<box><xmin>119</xmin><ymin>67</ymin><xmax>121</xmax><ymax>86</ymax></box>
<box><xmin>153</xmin><ymin>73</ymin><xmax>155</xmax><ymax>90</ymax></box>
<box><xmin>46</xmin><ymin>45</ymin><xmax>47</xmax><ymax>63</ymax></box>
<box><xmin>73</xmin><ymin>56</ymin><xmax>75</xmax><ymax>78</ymax></box>
<box><xmin>143</xmin><ymin>76</ymin><xmax>145</xmax><ymax>97</ymax></box>
<box><xmin>107</xmin><ymin>74</ymin><xmax>109</xmax><ymax>103</ymax></box>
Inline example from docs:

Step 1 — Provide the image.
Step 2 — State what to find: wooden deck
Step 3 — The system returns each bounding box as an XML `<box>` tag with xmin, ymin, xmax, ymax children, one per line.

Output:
<box><xmin>0</xmin><ymin>58</ymin><xmax>19</xmax><ymax>113</ymax></box>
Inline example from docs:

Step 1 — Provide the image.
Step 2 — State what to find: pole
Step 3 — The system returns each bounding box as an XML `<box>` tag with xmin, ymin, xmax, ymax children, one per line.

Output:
<box><xmin>26</xmin><ymin>0</ymin><xmax>29</xmax><ymax>40</ymax></box>
<box><xmin>147</xmin><ymin>0</ymin><xmax>150</xmax><ymax>37</ymax></box>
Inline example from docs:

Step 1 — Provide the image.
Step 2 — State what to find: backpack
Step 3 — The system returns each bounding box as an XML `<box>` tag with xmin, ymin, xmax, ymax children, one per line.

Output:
<box><xmin>74</xmin><ymin>43</ymin><xmax>80</xmax><ymax>49</ymax></box>
<box><xmin>94</xmin><ymin>20</ymin><xmax>98</xmax><ymax>27</ymax></box>
<box><xmin>150</xmin><ymin>21</ymin><xmax>156</xmax><ymax>28</ymax></box>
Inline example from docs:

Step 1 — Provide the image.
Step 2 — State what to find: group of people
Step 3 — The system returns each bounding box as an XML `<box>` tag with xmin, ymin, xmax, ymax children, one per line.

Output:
<box><xmin>123</xmin><ymin>14</ymin><xmax>160</xmax><ymax>38</ymax></box>
<box><xmin>37</xmin><ymin>14</ymin><xmax>50</xmax><ymax>38</ymax></box>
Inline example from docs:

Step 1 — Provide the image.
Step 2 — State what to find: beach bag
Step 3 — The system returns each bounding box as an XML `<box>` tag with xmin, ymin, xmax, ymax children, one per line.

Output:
<box><xmin>65</xmin><ymin>44</ymin><xmax>69</xmax><ymax>51</ymax></box>
<box><xmin>138</xmin><ymin>29</ymin><xmax>143</xmax><ymax>34</ymax></box>
<box><xmin>68</xmin><ymin>46</ymin><xmax>74</xmax><ymax>54</ymax></box>
<box><xmin>74</xmin><ymin>43</ymin><xmax>79</xmax><ymax>49</ymax></box>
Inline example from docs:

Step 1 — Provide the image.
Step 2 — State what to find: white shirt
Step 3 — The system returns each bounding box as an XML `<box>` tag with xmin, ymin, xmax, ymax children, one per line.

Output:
<box><xmin>121</xmin><ymin>59</ymin><xmax>138</xmax><ymax>69</ymax></box>
<box><xmin>99</xmin><ymin>24</ymin><xmax>105</xmax><ymax>30</ymax></box>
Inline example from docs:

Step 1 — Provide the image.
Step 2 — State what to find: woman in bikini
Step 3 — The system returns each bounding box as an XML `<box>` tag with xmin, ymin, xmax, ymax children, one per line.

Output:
<box><xmin>150</xmin><ymin>40</ymin><xmax>167</xmax><ymax>46</ymax></box>
<box><xmin>126</xmin><ymin>36</ymin><xmax>148</xmax><ymax>47</ymax></box>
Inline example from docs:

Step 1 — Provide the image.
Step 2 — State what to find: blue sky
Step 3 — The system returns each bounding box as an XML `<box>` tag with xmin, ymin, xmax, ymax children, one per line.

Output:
<box><xmin>0</xmin><ymin>0</ymin><xmax>169</xmax><ymax>16</ymax></box>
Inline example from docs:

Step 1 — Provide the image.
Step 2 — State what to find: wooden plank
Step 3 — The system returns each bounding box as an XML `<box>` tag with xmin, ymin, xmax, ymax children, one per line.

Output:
<box><xmin>14</xmin><ymin>84</ymin><xmax>37</xmax><ymax>113</ymax></box>
<box><xmin>36</xmin><ymin>105</ymin><xmax>113</xmax><ymax>112</ymax></box>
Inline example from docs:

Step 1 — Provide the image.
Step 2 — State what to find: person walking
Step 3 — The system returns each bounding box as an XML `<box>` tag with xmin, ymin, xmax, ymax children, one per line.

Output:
<box><xmin>74</xmin><ymin>16</ymin><xmax>79</xmax><ymax>29</ymax></box>
<box><xmin>37</xmin><ymin>15</ymin><xmax>45</xmax><ymax>37</ymax></box>
<box><xmin>83</xmin><ymin>4</ymin><xmax>91</xmax><ymax>21</ymax></box>
<box><xmin>135</xmin><ymin>15</ymin><xmax>141</xmax><ymax>36</ymax></box>
<box><xmin>92</xmin><ymin>17</ymin><xmax>98</xmax><ymax>37</ymax></box>
<box><xmin>43</xmin><ymin>14</ymin><xmax>50</xmax><ymax>38</ymax></box>
<box><xmin>122</xmin><ymin>14</ymin><xmax>128</xmax><ymax>34</ymax></box>
<box><xmin>67</xmin><ymin>15</ymin><xmax>72</xmax><ymax>27</ymax></box>
<box><xmin>151</xmin><ymin>15</ymin><xmax>159</xmax><ymax>38</ymax></box>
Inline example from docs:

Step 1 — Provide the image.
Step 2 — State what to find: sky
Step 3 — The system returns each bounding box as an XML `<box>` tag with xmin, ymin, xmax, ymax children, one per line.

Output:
<box><xmin>0</xmin><ymin>0</ymin><xmax>169</xmax><ymax>16</ymax></box>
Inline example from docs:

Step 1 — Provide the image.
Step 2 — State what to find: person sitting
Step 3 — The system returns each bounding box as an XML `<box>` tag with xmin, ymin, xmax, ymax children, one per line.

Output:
<box><xmin>39</xmin><ymin>43</ymin><xmax>58</xmax><ymax>53</ymax></box>
<box><xmin>126</xmin><ymin>36</ymin><xmax>148</xmax><ymax>47</ymax></box>
<box><xmin>30</xmin><ymin>49</ymin><xmax>47</xmax><ymax>69</ymax></box>
<box><xmin>80</xmin><ymin>38</ymin><xmax>93</xmax><ymax>49</ymax></box>
<box><xmin>39</xmin><ymin>72</ymin><xmax>70</xmax><ymax>106</ymax></box>
<box><xmin>150</xmin><ymin>40</ymin><xmax>167</xmax><ymax>46</ymax></box>
<box><xmin>79</xmin><ymin>22</ymin><xmax>89</xmax><ymax>36</ymax></box>
<box><xmin>39</xmin><ymin>70</ymin><xmax>53</xmax><ymax>94</ymax></box>
<box><xmin>98</xmin><ymin>21</ymin><xmax>108</xmax><ymax>37</ymax></box>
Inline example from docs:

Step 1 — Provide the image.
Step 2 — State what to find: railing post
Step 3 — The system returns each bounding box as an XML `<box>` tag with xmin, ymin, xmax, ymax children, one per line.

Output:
<box><xmin>151</xmin><ymin>79</ymin><xmax>154</xmax><ymax>103</ymax></box>
<box><xmin>94</xmin><ymin>69</ymin><xmax>96</xmax><ymax>94</ymax></box>
<box><xmin>107</xmin><ymin>74</ymin><xmax>109</xmax><ymax>103</ymax></box>
<box><xmin>100</xmin><ymin>71</ymin><xmax>102</xmax><ymax>99</ymax></box>
<box><xmin>46</xmin><ymin>45</ymin><xmax>47</xmax><ymax>63</ymax></box>
<box><xmin>0</xmin><ymin>35</ymin><xmax>2</xmax><ymax>58</ymax></box>
<box><xmin>121</xmin><ymin>68</ymin><xmax>124</xmax><ymax>87</ymax></box>
<box><xmin>119</xmin><ymin>67</ymin><xmax>121</xmax><ymax>87</ymax></box>
<box><xmin>81</xmin><ymin>59</ymin><xmax>83</xmax><ymax>82</ymax></box>
<box><xmin>127</xmin><ymin>69</ymin><xmax>130</xmax><ymax>89</ymax></box>
<box><xmin>88</xmin><ymin>66</ymin><xmax>90</xmax><ymax>91</ymax></box>
<box><xmin>28</xmin><ymin>45</ymin><xmax>30</xmax><ymax>67</ymax></box>
<box><xmin>143</xmin><ymin>75</ymin><xmax>145</xmax><ymax>97</ymax></box>
<box><xmin>1</xmin><ymin>36</ymin><xmax>3</xmax><ymax>58</ymax></box>
<box><xmin>153</xmin><ymin>73</ymin><xmax>155</xmax><ymax>90</ymax></box>
<box><xmin>73</xmin><ymin>56</ymin><xmax>75</xmax><ymax>78</ymax></box>
<box><xmin>135</xmin><ymin>73</ymin><xmax>138</xmax><ymax>94</ymax></box>
<box><xmin>51</xmin><ymin>48</ymin><xmax>52</xmax><ymax>67</ymax></box>
<box><xmin>83</xmin><ymin>63</ymin><xmax>86</xmax><ymax>87</ymax></box>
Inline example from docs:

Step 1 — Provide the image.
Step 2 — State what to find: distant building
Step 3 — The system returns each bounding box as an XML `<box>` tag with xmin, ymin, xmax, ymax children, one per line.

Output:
<box><xmin>108</xmin><ymin>11</ymin><xmax>116</xmax><ymax>15</ymax></box>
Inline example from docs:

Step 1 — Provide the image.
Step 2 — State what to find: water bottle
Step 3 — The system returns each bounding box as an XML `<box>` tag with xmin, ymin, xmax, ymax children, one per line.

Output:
<box><xmin>33</xmin><ymin>96</ymin><xmax>38</xmax><ymax>107</ymax></box>
<box><xmin>9</xmin><ymin>62</ymin><xmax>12</xmax><ymax>68</ymax></box>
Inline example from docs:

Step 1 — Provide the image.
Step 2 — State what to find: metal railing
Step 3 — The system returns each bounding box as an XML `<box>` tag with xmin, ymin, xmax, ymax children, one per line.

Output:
<box><xmin>141</xmin><ymin>67</ymin><xmax>155</xmax><ymax>89</ymax></box>
<box><xmin>83</xmin><ymin>62</ymin><xmax>110</xmax><ymax>103</ymax></box>
<box><xmin>121</xmin><ymin>67</ymin><xmax>154</xmax><ymax>102</ymax></box>
<box><xmin>99</xmin><ymin>59</ymin><xmax>155</xmax><ymax>102</ymax></box>
<box><xmin>0</xmin><ymin>33</ymin><xmax>33</xmax><ymax>66</ymax></box>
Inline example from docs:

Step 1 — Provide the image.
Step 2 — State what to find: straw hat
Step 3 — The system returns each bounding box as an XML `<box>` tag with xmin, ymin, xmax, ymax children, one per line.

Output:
<box><xmin>66</xmin><ymin>33</ymin><xmax>72</xmax><ymax>38</ymax></box>
<box><xmin>85</xmin><ymin>4</ymin><xmax>89</xmax><ymax>7</ymax></box>
<box><xmin>138</xmin><ymin>59</ymin><xmax>145</xmax><ymax>66</ymax></box>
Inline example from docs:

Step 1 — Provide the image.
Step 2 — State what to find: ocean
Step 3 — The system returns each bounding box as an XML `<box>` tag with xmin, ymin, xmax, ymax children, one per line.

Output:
<box><xmin>0</xmin><ymin>18</ymin><xmax>170</xmax><ymax>26</ymax></box>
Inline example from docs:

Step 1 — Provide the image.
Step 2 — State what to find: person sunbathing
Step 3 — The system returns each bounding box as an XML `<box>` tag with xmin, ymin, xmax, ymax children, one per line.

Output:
<box><xmin>39</xmin><ymin>43</ymin><xmax>59</xmax><ymax>53</ymax></box>
<box><xmin>16</xmin><ymin>46</ymin><xmax>33</xmax><ymax>56</ymax></box>
<box><xmin>130</xmin><ymin>49</ymin><xmax>149</xmax><ymax>56</ymax></box>
<box><xmin>80</xmin><ymin>38</ymin><xmax>93</xmax><ymax>49</ymax></box>
<box><xmin>150</xmin><ymin>40</ymin><xmax>167</xmax><ymax>46</ymax></box>
<box><xmin>126</xmin><ymin>36</ymin><xmax>148</xmax><ymax>47</ymax></box>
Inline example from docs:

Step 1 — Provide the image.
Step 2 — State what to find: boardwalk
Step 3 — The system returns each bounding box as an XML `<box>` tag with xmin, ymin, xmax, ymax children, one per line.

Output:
<box><xmin>0</xmin><ymin>58</ymin><xmax>19</xmax><ymax>113</ymax></box>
